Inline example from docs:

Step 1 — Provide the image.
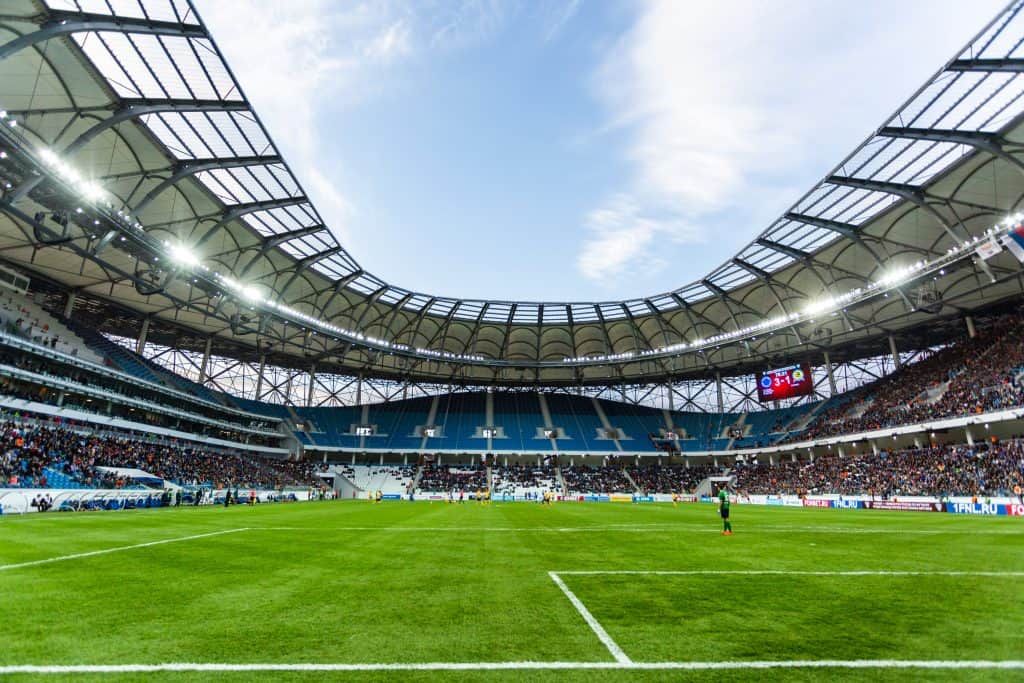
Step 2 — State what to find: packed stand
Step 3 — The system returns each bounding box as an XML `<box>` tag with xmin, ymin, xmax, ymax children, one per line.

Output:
<box><xmin>733</xmin><ymin>440</ymin><xmax>1024</xmax><ymax>498</ymax></box>
<box><xmin>560</xmin><ymin>465</ymin><xmax>633</xmax><ymax>493</ymax></box>
<box><xmin>490</xmin><ymin>464</ymin><xmax>558</xmax><ymax>495</ymax></box>
<box><xmin>0</xmin><ymin>418</ymin><xmax>320</xmax><ymax>490</ymax></box>
<box><xmin>416</xmin><ymin>463</ymin><xmax>488</xmax><ymax>492</ymax></box>
<box><xmin>789</xmin><ymin>315</ymin><xmax>1024</xmax><ymax>442</ymax></box>
<box><xmin>627</xmin><ymin>463</ymin><xmax>722</xmax><ymax>494</ymax></box>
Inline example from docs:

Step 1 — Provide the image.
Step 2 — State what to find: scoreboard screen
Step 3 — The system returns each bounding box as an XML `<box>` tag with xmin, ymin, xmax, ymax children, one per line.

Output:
<box><xmin>756</xmin><ymin>363</ymin><xmax>813</xmax><ymax>402</ymax></box>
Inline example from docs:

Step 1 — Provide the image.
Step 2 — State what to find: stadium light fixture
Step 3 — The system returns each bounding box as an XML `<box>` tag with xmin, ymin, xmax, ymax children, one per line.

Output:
<box><xmin>167</xmin><ymin>243</ymin><xmax>199</xmax><ymax>269</ymax></box>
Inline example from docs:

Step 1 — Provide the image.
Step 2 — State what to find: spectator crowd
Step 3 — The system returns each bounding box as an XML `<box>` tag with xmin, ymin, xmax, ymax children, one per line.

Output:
<box><xmin>789</xmin><ymin>315</ymin><xmax>1024</xmax><ymax>442</ymax></box>
<box><xmin>0</xmin><ymin>416</ymin><xmax>320</xmax><ymax>490</ymax></box>
<box><xmin>733</xmin><ymin>440</ymin><xmax>1024</xmax><ymax>498</ymax></box>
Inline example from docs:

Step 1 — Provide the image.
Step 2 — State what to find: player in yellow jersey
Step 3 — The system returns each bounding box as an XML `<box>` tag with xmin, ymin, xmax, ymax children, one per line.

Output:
<box><xmin>476</xmin><ymin>489</ymin><xmax>482</xmax><ymax>505</ymax></box>
<box><xmin>376</xmin><ymin>490</ymin><xmax>383</xmax><ymax>504</ymax></box>
<box><xmin>672</xmin><ymin>492</ymin><xmax>679</xmax><ymax>508</ymax></box>
<box><xmin>484</xmin><ymin>488</ymin><xmax>491</xmax><ymax>506</ymax></box>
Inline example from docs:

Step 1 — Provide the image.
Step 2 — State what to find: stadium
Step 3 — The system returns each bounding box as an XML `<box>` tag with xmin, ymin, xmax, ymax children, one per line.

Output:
<box><xmin>0</xmin><ymin>0</ymin><xmax>1023</xmax><ymax>679</ymax></box>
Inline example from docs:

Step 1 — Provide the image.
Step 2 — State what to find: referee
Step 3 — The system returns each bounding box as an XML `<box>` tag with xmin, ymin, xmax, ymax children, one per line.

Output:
<box><xmin>718</xmin><ymin>486</ymin><xmax>733</xmax><ymax>536</ymax></box>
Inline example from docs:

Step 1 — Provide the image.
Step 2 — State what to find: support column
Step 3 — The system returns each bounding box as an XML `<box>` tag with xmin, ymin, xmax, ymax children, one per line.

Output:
<box><xmin>715</xmin><ymin>372</ymin><xmax>724</xmax><ymax>413</ymax></box>
<box><xmin>965</xmin><ymin>426</ymin><xmax>975</xmax><ymax>446</ymax></box>
<box><xmin>356</xmin><ymin>374</ymin><xmax>363</xmax><ymax>406</ymax></box>
<box><xmin>888</xmin><ymin>335</ymin><xmax>901</xmax><ymax>370</ymax></box>
<box><xmin>837</xmin><ymin>444</ymin><xmax>845</xmax><ymax>458</ymax></box>
<box><xmin>870</xmin><ymin>440</ymin><xmax>879</xmax><ymax>456</ymax></box>
<box><xmin>965</xmin><ymin>315</ymin><xmax>977</xmax><ymax>339</ymax></box>
<box><xmin>403</xmin><ymin>454</ymin><xmax>408</xmax><ymax>466</ymax></box>
<box><xmin>769</xmin><ymin>454</ymin><xmax>776</xmax><ymax>466</ymax></box>
<box><xmin>62</xmin><ymin>290</ymin><xmax>76</xmax><ymax>319</ymax></box>
<box><xmin>790</xmin><ymin>453</ymin><xmax>797</xmax><ymax>463</ymax></box>
<box><xmin>823</xmin><ymin>350</ymin><xmax>838</xmax><ymax>395</ymax></box>
<box><xmin>135</xmin><ymin>316</ymin><xmax>150</xmax><ymax>355</ymax></box>
<box><xmin>255</xmin><ymin>353</ymin><xmax>266</xmax><ymax>399</ymax></box>
<box><xmin>667</xmin><ymin>382</ymin><xmax>675</xmax><ymax>411</ymax></box>
<box><xmin>306</xmin><ymin>363</ymin><xmax>316</xmax><ymax>407</ymax></box>
<box><xmin>913</xmin><ymin>435</ymin><xmax>922</xmax><ymax>449</ymax></box>
<box><xmin>199</xmin><ymin>337</ymin><xmax>213</xmax><ymax>383</ymax></box>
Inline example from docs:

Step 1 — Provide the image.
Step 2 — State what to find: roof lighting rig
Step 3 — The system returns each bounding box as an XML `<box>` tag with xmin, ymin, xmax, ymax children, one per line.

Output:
<box><xmin>0</xmin><ymin>104</ymin><xmax>1020</xmax><ymax>373</ymax></box>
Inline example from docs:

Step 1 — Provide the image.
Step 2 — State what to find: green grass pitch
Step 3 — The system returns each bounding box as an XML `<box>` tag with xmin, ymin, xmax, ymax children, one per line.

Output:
<box><xmin>1</xmin><ymin>500</ymin><xmax>1022</xmax><ymax>682</ymax></box>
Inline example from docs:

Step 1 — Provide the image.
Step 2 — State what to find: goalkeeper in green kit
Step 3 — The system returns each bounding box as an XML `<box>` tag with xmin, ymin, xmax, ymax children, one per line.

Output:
<box><xmin>718</xmin><ymin>486</ymin><xmax>733</xmax><ymax>535</ymax></box>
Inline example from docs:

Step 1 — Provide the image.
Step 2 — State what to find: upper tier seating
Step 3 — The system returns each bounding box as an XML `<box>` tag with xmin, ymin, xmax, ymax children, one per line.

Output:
<box><xmin>0</xmin><ymin>291</ymin><xmax>104</xmax><ymax>364</ymax></box>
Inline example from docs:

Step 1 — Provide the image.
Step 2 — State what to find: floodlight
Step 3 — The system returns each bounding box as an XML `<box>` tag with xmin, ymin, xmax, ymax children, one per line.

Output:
<box><xmin>168</xmin><ymin>243</ymin><xmax>199</xmax><ymax>268</ymax></box>
<box><xmin>240</xmin><ymin>285</ymin><xmax>262</xmax><ymax>303</ymax></box>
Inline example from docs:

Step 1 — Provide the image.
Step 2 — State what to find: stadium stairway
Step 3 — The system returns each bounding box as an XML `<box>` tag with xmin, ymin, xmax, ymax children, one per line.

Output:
<box><xmin>695</xmin><ymin>476</ymin><xmax>715</xmax><ymax>498</ymax></box>
<box><xmin>555</xmin><ymin>466</ymin><xmax>566</xmax><ymax>492</ymax></box>
<box><xmin>620</xmin><ymin>467</ymin><xmax>639</xmax><ymax>493</ymax></box>
<box><xmin>590</xmin><ymin>397</ymin><xmax>624</xmax><ymax>452</ymax></box>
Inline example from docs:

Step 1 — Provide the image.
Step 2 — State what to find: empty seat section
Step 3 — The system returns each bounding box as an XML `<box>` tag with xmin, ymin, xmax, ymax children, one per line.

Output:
<box><xmin>596</xmin><ymin>399</ymin><xmax>666</xmax><ymax>451</ymax></box>
<box><xmin>491</xmin><ymin>392</ymin><xmax>528</xmax><ymax>451</ymax></box>
<box><xmin>545</xmin><ymin>394</ymin><xmax>602</xmax><ymax>451</ymax></box>
<box><xmin>372</xmin><ymin>397</ymin><xmax>431</xmax><ymax>450</ymax></box>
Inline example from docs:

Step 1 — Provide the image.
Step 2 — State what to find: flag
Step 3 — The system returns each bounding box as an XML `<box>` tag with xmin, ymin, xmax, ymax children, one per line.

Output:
<box><xmin>976</xmin><ymin>237</ymin><xmax>1002</xmax><ymax>261</ymax></box>
<box><xmin>1002</xmin><ymin>224</ymin><xmax>1024</xmax><ymax>262</ymax></box>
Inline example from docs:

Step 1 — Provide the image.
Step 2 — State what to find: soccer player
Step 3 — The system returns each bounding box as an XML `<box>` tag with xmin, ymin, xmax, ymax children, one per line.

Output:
<box><xmin>718</xmin><ymin>486</ymin><xmax>732</xmax><ymax>535</ymax></box>
<box><xmin>671</xmin><ymin>492</ymin><xmax>679</xmax><ymax>508</ymax></box>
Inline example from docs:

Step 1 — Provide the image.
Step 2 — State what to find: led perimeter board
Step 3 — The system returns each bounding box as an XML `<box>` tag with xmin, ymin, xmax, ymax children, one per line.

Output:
<box><xmin>757</xmin><ymin>363</ymin><xmax>814</xmax><ymax>403</ymax></box>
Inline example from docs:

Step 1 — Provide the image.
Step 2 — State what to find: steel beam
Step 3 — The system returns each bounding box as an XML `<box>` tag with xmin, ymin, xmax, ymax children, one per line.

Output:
<box><xmin>64</xmin><ymin>99</ymin><xmax>249</xmax><ymax>156</ymax></box>
<box><xmin>133</xmin><ymin>155</ymin><xmax>282</xmax><ymax>213</ymax></box>
<box><xmin>0</xmin><ymin>11</ymin><xmax>206</xmax><ymax>62</ymax></box>
<box><xmin>947</xmin><ymin>58</ymin><xmax>1024</xmax><ymax>73</ymax></box>
<box><xmin>878</xmin><ymin>126</ymin><xmax>1024</xmax><ymax>175</ymax></box>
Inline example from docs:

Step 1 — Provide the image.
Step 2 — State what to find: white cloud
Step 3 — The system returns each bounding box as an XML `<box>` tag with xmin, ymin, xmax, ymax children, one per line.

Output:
<box><xmin>196</xmin><ymin>0</ymin><xmax>516</xmax><ymax>251</ymax></box>
<box><xmin>579</xmin><ymin>0</ymin><xmax>1006</xmax><ymax>288</ymax></box>
<box><xmin>578</xmin><ymin>195</ymin><xmax>704</xmax><ymax>280</ymax></box>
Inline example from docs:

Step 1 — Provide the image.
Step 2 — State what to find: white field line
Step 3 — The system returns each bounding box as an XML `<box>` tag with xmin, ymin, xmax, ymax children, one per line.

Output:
<box><xmin>241</xmin><ymin>524</ymin><xmax>1024</xmax><ymax>535</ymax></box>
<box><xmin>548</xmin><ymin>571</ymin><xmax>631</xmax><ymax>664</ymax></box>
<box><xmin>0</xmin><ymin>528</ymin><xmax>249</xmax><ymax>572</ymax></box>
<box><xmin>555</xmin><ymin>570</ymin><xmax>1024</xmax><ymax>577</ymax></box>
<box><xmin>1</xmin><ymin>660</ymin><xmax>1023</xmax><ymax>673</ymax></box>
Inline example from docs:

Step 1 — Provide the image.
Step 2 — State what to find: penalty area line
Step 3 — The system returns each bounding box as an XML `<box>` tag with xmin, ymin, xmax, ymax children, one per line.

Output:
<box><xmin>554</xmin><ymin>570</ymin><xmax>1024</xmax><ymax>577</ymax></box>
<box><xmin>0</xmin><ymin>528</ymin><xmax>250</xmax><ymax>572</ymax></box>
<box><xmin>548</xmin><ymin>571</ymin><xmax>631</xmax><ymax>664</ymax></box>
<box><xmin>1</xmin><ymin>660</ymin><xmax>1023</xmax><ymax>673</ymax></box>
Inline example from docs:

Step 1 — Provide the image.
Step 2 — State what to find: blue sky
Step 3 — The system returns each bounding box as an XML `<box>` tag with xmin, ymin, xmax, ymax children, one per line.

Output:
<box><xmin>198</xmin><ymin>0</ymin><xmax>1005</xmax><ymax>302</ymax></box>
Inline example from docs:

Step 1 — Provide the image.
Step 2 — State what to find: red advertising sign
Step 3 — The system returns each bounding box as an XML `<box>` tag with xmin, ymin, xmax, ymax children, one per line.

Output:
<box><xmin>802</xmin><ymin>498</ymin><xmax>832</xmax><ymax>508</ymax></box>
<box><xmin>1006</xmin><ymin>504</ymin><xmax>1024</xmax><ymax>517</ymax></box>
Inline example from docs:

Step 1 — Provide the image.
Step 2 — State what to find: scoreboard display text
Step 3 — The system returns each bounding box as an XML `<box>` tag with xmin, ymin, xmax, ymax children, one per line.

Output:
<box><xmin>756</xmin><ymin>363</ymin><xmax>813</xmax><ymax>402</ymax></box>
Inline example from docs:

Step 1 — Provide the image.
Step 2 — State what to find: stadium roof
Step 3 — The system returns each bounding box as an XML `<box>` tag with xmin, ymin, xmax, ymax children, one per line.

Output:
<box><xmin>1</xmin><ymin>0</ymin><xmax>1024</xmax><ymax>386</ymax></box>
